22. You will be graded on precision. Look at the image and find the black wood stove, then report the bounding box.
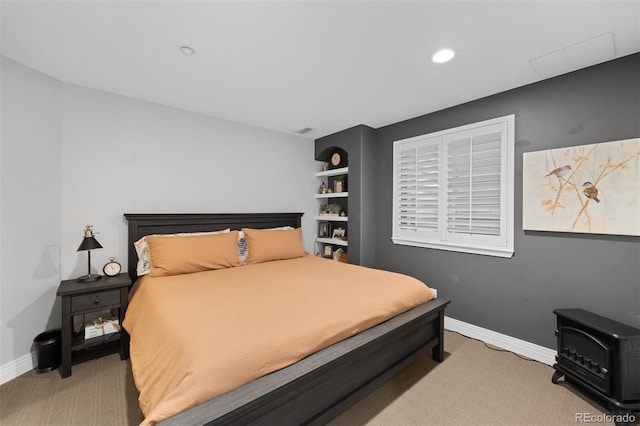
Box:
[552,309,639,426]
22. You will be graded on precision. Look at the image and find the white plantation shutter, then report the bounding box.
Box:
[396,141,440,237]
[446,126,505,242]
[392,116,514,258]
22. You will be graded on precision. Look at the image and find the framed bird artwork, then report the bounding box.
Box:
[522,138,640,236]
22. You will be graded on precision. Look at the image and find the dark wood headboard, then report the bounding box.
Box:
[124,213,303,282]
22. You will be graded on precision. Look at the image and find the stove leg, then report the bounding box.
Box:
[551,368,563,384]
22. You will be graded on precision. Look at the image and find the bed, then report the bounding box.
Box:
[124,213,449,425]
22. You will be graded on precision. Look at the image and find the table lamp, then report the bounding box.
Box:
[77,225,103,283]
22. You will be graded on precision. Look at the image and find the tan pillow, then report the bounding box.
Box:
[242,227,306,264]
[134,229,230,276]
[237,226,294,263]
[147,231,241,277]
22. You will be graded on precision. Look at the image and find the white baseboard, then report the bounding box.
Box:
[1,351,35,385]
[445,316,556,366]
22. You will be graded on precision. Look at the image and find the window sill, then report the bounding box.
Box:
[391,237,514,258]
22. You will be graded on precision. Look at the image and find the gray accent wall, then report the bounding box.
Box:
[373,54,639,349]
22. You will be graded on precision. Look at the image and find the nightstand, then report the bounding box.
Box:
[56,274,132,378]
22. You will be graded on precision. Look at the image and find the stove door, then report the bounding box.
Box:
[558,326,611,396]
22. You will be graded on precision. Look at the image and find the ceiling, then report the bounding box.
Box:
[2,1,639,139]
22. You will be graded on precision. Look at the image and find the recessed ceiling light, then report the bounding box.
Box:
[432,49,455,63]
[180,46,195,56]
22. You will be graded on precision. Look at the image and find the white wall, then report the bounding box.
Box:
[1,57,63,378]
[60,84,317,279]
[1,57,317,381]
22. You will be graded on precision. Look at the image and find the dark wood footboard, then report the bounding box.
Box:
[161,298,449,426]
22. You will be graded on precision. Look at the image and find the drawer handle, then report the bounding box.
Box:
[94,296,100,305]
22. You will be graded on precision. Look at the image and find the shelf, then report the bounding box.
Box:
[315,165,349,249]
[316,237,348,247]
[315,216,348,222]
[71,332,121,351]
[315,192,348,199]
[315,167,348,177]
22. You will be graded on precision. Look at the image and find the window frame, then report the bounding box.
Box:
[392,115,515,258]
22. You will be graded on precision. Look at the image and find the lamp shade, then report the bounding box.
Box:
[77,236,103,252]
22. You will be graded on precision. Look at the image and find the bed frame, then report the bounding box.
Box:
[124,213,449,425]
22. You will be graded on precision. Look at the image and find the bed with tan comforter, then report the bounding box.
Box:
[123,255,435,425]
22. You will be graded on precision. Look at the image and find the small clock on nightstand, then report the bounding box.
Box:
[103,257,122,277]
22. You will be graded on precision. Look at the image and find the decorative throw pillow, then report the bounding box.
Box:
[134,229,230,276]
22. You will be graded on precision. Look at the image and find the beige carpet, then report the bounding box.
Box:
[0,345,143,426]
[330,332,631,426]
[1,331,631,425]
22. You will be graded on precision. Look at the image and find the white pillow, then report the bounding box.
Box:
[134,229,231,276]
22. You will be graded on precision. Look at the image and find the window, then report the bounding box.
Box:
[392,115,514,258]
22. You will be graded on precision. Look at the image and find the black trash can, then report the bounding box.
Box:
[33,329,61,373]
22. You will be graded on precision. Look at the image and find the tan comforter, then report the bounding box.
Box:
[123,255,435,425]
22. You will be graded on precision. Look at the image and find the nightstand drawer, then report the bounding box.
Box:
[71,290,119,313]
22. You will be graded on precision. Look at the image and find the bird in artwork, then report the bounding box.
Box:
[545,165,571,178]
[582,182,600,203]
